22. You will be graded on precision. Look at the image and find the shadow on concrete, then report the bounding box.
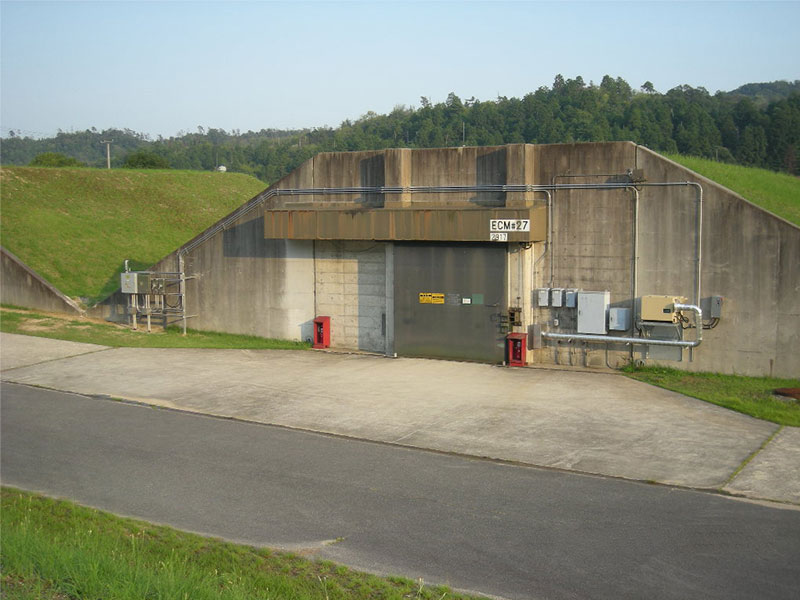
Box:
[470,149,506,207]
[357,155,385,208]
[223,217,288,258]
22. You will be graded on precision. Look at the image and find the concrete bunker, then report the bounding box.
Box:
[98,142,799,378]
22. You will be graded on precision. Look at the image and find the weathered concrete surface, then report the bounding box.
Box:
[0,247,83,315]
[4,333,793,503]
[724,426,800,504]
[635,147,800,377]
[314,241,386,352]
[90,142,800,376]
[0,332,109,370]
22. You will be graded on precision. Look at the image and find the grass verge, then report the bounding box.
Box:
[1,487,480,600]
[666,154,800,226]
[621,364,800,427]
[0,307,309,350]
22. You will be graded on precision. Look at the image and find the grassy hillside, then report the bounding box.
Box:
[0,167,265,303]
[667,154,800,226]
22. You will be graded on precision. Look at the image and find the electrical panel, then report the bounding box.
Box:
[577,291,610,334]
[536,288,550,307]
[120,272,151,294]
[609,307,631,331]
[565,289,578,308]
[550,288,564,307]
[120,272,137,294]
[640,295,687,323]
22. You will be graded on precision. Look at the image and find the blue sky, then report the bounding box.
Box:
[1,0,798,138]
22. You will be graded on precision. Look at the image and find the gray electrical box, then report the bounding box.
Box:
[536,288,550,307]
[577,291,610,334]
[120,272,151,294]
[551,288,564,307]
[609,307,631,331]
[711,296,723,319]
[121,272,137,294]
[565,289,578,308]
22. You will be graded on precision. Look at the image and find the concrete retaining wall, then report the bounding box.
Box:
[1,246,83,315]
[526,142,799,377]
[635,146,799,377]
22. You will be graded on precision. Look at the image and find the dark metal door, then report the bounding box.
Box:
[394,243,507,362]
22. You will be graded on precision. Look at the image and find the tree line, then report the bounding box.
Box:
[2,76,798,182]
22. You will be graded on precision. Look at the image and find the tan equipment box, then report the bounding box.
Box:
[640,295,688,323]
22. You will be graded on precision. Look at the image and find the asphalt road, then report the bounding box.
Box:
[2,382,799,600]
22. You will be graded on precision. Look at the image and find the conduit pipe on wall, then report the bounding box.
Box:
[541,179,702,357]
[542,303,703,348]
[172,181,702,345]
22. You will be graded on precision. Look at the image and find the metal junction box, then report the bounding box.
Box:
[536,288,550,307]
[609,307,631,331]
[710,295,723,319]
[550,288,564,307]
[120,272,150,294]
[641,295,687,323]
[577,291,610,334]
[565,289,578,308]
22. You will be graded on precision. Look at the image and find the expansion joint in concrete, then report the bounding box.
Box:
[0,346,115,373]
[722,425,784,488]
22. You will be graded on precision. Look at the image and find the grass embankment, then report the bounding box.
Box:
[622,365,800,427]
[667,154,800,226]
[0,307,308,350]
[0,167,266,304]
[1,487,477,600]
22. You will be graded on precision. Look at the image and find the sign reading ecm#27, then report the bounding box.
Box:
[489,219,530,233]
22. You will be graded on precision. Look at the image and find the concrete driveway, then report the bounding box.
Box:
[1,332,797,504]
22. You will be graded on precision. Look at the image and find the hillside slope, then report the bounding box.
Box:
[667,155,800,226]
[0,167,265,303]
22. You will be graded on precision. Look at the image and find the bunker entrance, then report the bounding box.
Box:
[393,242,507,362]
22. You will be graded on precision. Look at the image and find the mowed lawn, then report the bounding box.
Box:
[667,154,800,226]
[0,167,266,303]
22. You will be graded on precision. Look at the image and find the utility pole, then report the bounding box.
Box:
[101,139,113,169]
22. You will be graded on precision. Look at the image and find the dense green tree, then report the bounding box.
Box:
[123,149,170,169]
[4,78,799,179]
[29,152,85,167]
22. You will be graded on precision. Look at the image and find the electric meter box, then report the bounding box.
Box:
[120,272,150,294]
[536,288,550,307]
[641,295,688,323]
[577,291,610,334]
[550,288,564,307]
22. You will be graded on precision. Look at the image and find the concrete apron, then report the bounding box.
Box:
[1,333,797,505]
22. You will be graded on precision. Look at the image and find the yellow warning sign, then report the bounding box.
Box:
[419,292,445,304]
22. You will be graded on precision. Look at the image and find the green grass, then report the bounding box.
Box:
[0,167,266,303]
[0,307,309,350]
[622,364,800,426]
[1,487,482,600]
[666,154,800,226]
